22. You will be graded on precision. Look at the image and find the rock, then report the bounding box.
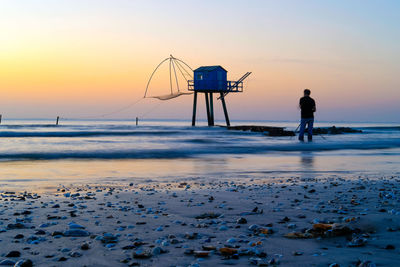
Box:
[133,249,152,259]
[34,230,46,235]
[57,257,68,262]
[347,237,367,247]
[329,264,341,267]
[385,244,395,250]
[249,257,268,266]
[193,251,209,257]
[13,259,33,267]
[284,232,313,239]
[7,223,25,230]
[51,231,64,237]
[237,217,247,224]
[0,259,16,265]
[293,251,303,256]
[219,247,238,256]
[6,251,21,257]
[358,261,376,267]
[313,223,333,231]
[195,213,221,219]
[63,229,90,237]
[184,249,194,255]
[14,234,24,239]
[99,233,118,244]
[151,247,166,255]
[219,225,228,231]
[248,224,259,231]
[185,232,198,239]
[69,251,82,257]
[202,246,216,251]
[68,223,85,229]
[81,243,90,250]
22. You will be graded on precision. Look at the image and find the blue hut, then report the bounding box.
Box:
[193,66,227,91]
[188,64,251,127]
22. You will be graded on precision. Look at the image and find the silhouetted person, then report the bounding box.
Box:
[299,89,316,141]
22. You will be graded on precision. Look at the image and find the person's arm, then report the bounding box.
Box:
[312,100,316,112]
[299,98,302,109]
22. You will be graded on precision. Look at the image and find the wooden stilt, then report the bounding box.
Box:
[205,92,211,126]
[56,116,60,126]
[209,93,214,126]
[0,114,2,124]
[136,117,139,126]
[192,92,198,126]
[220,93,230,126]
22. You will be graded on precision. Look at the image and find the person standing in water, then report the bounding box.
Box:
[298,89,316,141]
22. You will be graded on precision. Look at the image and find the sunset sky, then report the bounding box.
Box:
[0,0,399,122]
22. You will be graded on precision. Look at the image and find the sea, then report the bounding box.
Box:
[0,119,399,191]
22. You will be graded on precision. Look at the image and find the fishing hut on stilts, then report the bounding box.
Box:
[144,55,251,126]
[188,66,251,126]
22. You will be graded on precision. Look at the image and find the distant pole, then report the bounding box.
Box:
[56,116,60,126]
[192,92,197,126]
[220,93,230,127]
[0,114,2,124]
[136,117,139,126]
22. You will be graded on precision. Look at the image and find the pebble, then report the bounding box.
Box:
[0,259,16,265]
[63,229,90,237]
[236,217,247,224]
[81,242,90,250]
[68,222,85,229]
[358,261,377,267]
[14,259,33,267]
[133,249,152,259]
[69,251,82,257]
[193,251,209,257]
[14,234,24,239]
[5,251,21,257]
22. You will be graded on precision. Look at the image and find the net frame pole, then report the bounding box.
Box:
[220,92,230,126]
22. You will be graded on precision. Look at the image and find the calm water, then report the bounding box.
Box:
[0,119,399,191]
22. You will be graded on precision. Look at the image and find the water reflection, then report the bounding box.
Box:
[300,152,314,169]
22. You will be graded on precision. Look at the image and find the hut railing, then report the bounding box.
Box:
[187,80,243,92]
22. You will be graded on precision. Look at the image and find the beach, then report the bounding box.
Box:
[0,120,400,266]
[1,176,400,266]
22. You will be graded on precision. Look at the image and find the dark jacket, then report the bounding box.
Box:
[299,96,316,119]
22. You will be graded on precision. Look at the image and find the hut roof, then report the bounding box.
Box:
[194,66,227,72]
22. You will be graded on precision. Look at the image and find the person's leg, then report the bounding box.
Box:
[298,119,306,141]
[307,119,314,141]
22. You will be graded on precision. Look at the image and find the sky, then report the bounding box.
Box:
[0,0,399,122]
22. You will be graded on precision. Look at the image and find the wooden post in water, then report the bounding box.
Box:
[56,116,60,126]
[220,93,230,126]
[136,117,139,126]
[192,92,198,126]
[205,93,211,126]
[209,93,214,126]
[0,114,2,124]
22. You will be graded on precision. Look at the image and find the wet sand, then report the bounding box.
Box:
[1,176,399,266]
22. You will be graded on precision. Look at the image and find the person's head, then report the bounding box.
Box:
[304,89,311,96]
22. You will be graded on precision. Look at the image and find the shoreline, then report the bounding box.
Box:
[1,176,399,266]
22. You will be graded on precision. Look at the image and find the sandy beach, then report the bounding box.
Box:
[1,175,399,267]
